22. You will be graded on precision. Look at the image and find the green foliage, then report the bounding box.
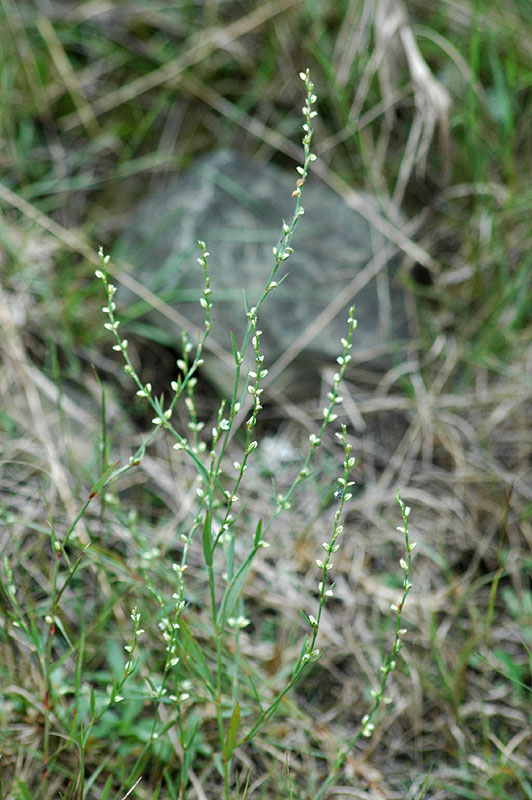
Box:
[0,72,414,798]
[1,2,532,798]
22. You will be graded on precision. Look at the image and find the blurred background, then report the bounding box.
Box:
[1,1,531,798]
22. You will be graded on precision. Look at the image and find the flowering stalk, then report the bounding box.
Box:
[303,426,354,664]
[312,491,415,800]
[95,70,390,799]
[212,68,319,472]
[240,419,355,745]
[95,248,213,486]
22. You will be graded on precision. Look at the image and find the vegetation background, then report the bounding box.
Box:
[1,1,531,799]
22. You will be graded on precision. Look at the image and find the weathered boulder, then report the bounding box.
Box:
[115,150,408,396]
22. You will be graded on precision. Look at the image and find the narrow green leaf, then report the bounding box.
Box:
[218,520,262,627]
[253,518,262,547]
[100,775,113,800]
[186,718,200,749]
[89,461,123,496]
[246,670,264,713]
[230,330,239,363]
[294,635,310,673]
[179,619,215,692]
[202,512,212,567]
[14,779,33,800]
[226,533,235,582]
[218,556,253,629]
[53,613,73,650]
[224,702,240,762]
[75,626,85,696]
[164,767,179,800]
[55,544,90,605]
[151,779,163,800]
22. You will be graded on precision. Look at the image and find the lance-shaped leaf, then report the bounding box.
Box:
[202,512,213,567]
[218,520,262,628]
[223,702,240,763]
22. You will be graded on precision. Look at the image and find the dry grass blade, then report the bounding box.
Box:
[0,283,82,529]
[0,182,235,370]
[36,16,101,138]
[180,67,440,272]
[58,0,303,130]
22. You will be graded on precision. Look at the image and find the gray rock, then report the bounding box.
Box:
[115,150,408,397]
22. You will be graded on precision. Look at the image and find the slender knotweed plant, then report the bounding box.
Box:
[0,69,414,800]
[93,70,416,798]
